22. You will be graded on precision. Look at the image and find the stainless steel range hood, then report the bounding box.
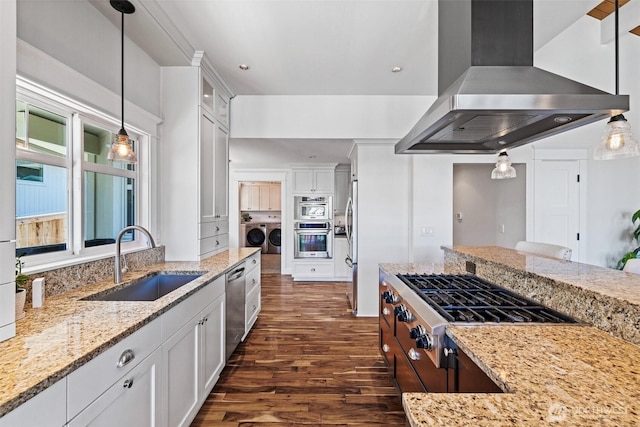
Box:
[396,0,629,154]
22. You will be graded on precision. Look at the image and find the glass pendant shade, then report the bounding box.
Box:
[108,0,137,164]
[593,114,640,160]
[491,152,516,180]
[107,128,137,163]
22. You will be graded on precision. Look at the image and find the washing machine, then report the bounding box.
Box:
[267,223,281,254]
[245,223,267,253]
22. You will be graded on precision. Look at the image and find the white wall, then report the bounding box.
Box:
[17,0,161,118]
[535,16,640,267]
[231,95,434,139]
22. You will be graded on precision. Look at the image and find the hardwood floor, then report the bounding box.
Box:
[191,273,406,426]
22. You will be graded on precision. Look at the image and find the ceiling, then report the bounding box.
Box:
[90,0,628,167]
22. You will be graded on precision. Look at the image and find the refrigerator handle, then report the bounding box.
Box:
[345,197,353,242]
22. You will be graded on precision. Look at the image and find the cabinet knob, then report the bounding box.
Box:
[310,268,316,272]
[117,349,135,368]
[215,226,220,232]
[382,344,390,353]
[123,378,134,389]
[215,240,219,246]
[252,278,256,285]
[252,259,257,265]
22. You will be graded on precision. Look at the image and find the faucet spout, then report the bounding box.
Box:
[115,225,156,283]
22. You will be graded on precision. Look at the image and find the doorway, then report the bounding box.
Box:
[452,163,526,247]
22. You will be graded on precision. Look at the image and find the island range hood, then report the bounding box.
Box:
[395,0,629,154]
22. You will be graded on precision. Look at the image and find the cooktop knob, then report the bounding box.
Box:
[409,325,426,339]
[415,334,434,351]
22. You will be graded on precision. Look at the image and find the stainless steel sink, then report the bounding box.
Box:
[82,272,203,302]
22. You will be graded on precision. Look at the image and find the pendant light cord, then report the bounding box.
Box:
[120,10,125,131]
[615,0,619,95]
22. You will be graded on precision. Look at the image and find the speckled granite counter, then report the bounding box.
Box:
[0,248,259,417]
[380,261,640,426]
[443,246,640,345]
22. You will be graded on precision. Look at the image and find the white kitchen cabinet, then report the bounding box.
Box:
[161,275,225,427]
[68,350,162,427]
[292,260,334,281]
[161,65,230,261]
[292,168,335,194]
[333,237,351,280]
[243,251,261,338]
[334,166,350,215]
[0,377,66,427]
[67,318,162,421]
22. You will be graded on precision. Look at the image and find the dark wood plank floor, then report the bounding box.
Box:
[191,272,406,426]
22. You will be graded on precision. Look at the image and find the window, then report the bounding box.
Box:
[15,84,148,266]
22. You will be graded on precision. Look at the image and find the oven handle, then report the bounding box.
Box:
[294,229,331,234]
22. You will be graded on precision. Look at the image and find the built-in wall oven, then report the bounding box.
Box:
[294,222,332,258]
[294,196,332,220]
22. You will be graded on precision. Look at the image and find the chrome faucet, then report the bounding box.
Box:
[114,225,156,283]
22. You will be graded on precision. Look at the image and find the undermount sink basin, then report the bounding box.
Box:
[82,272,203,302]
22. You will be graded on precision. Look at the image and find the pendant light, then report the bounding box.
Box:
[107,0,137,164]
[491,151,516,180]
[593,0,640,160]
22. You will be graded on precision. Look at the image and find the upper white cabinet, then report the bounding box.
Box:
[161,64,231,261]
[240,183,281,211]
[334,166,350,215]
[292,168,335,194]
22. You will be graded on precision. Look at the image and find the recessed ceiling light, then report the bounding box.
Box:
[239,64,250,71]
[391,66,403,73]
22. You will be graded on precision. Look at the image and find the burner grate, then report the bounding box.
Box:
[397,274,577,324]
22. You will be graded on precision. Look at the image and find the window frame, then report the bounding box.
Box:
[16,81,152,272]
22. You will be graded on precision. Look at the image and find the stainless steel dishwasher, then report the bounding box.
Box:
[225,262,246,360]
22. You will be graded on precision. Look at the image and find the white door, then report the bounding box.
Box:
[200,293,225,397]
[534,160,580,260]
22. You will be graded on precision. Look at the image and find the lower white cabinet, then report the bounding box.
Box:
[68,349,162,427]
[243,252,261,339]
[333,237,351,280]
[292,260,334,280]
[161,276,225,427]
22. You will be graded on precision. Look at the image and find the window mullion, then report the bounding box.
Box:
[71,114,83,254]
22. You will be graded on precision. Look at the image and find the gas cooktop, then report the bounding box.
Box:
[397,274,577,324]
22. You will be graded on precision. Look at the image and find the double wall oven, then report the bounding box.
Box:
[379,269,578,394]
[293,196,333,259]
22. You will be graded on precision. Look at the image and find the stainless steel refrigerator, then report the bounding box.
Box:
[345,179,358,314]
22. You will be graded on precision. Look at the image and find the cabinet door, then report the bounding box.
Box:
[334,169,350,214]
[68,350,162,427]
[313,170,334,193]
[200,293,225,396]
[269,184,281,210]
[240,184,260,211]
[161,317,200,427]
[0,378,66,427]
[200,112,215,222]
[214,123,229,219]
[259,184,271,210]
[292,170,314,193]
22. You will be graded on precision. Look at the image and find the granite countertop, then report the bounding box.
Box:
[404,325,640,426]
[0,248,259,417]
[380,261,640,426]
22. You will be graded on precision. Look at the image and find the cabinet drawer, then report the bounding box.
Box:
[200,234,229,257]
[245,251,261,272]
[162,276,223,341]
[67,317,162,420]
[245,267,260,295]
[293,262,334,277]
[245,287,261,332]
[200,221,228,239]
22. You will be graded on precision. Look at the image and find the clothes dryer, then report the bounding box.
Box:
[267,223,281,254]
[245,224,267,253]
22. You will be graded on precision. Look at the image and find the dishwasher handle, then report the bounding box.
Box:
[227,266,245,282]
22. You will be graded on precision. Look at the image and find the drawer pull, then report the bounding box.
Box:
[252,278,256,285]
[382,344,390,353]
[382,307,390,315]
[123,378,134,389]
[408,348,420,361]
[215,240,220,246]
[252,259,257,265]
[310,268,316,272]
[215,226,220,232]
[117,349,135,368]
[252,304,258,313]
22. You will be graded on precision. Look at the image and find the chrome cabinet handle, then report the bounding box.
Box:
[252,278,256,285]
[215,226,220,232]
[117,349,135,368]
[123,378,134,389]
[252,259,257,265]
[215,240,220,246]
[382,344,390,353]
[408,348,420,361]
[252,304,258,313]
[382,307,390,315]
[310,268,316,272]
